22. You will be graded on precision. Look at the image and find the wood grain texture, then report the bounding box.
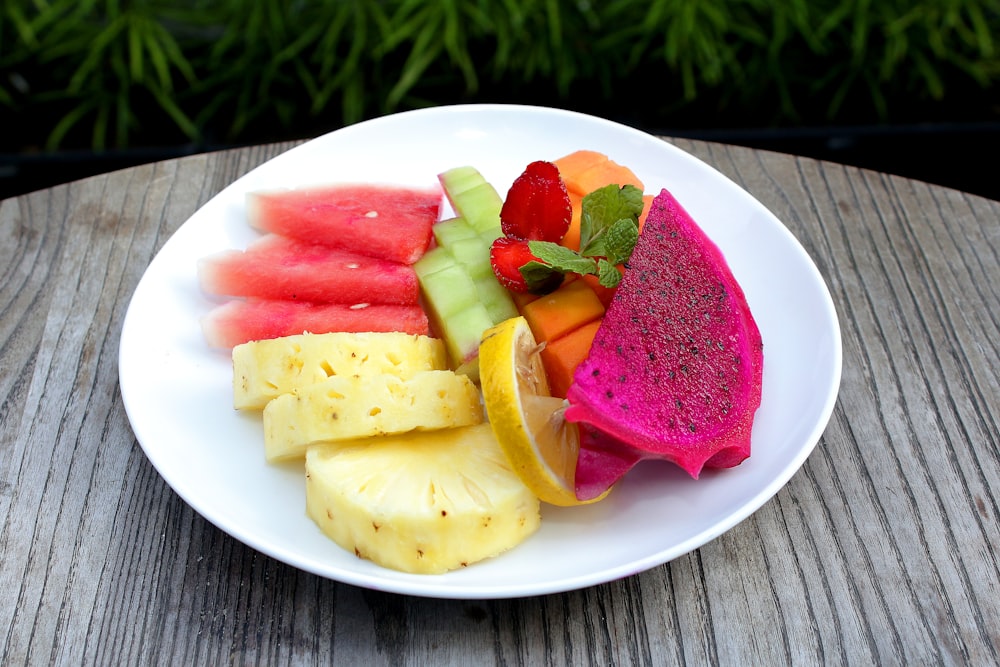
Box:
[1,138,997,666]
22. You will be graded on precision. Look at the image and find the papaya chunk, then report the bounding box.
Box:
[541,320,602,399]
[521,279,605,343]
[553,150,609,194]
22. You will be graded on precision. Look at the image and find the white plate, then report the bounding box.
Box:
[119,104,842,599]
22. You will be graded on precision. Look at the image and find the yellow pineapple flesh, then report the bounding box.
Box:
[263,370,483,462]
[232,331,448,410]
[305,423,541,574]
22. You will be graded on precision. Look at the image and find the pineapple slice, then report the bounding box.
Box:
[232,331,448,410]
[305,423,541,574]
[263,370,483,462]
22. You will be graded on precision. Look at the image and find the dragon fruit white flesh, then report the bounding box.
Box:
[565,188,764,500]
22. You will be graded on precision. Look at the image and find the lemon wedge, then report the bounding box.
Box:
[479,316,608,506]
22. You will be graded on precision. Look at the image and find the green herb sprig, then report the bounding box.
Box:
[520,184,644,291]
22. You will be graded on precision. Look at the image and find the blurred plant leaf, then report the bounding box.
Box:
[1,0,997,151]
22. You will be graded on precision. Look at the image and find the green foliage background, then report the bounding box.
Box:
[2,0,998,152]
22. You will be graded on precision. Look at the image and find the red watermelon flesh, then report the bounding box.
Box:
[565,188,764,498]
[246,184,442,264]
[197,234,419,305]
[201,299,430,349]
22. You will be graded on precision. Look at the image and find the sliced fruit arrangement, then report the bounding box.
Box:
[478,316,606,506]
[200,182,442,349]
[518,278,606,399]
[263,369,483,462]
[232,331,447,410]
[478,155,647,402]
[499,160,572,242]
[553,150,654,252]
[247,183,441,264]
[566,188,764,498]
[198,234,420,305]
[193,149,765,574]
[488,160,572,294]
[414,167,518,374]
[202,299,430,349]
[488,160,643,296]
[306,423,540,575]
[439,165,507,236]
[554,149,638,198]
[231,330,535,574]
[475,155,762,503]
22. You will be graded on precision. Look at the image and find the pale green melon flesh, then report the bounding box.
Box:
[439,166,504,236]
[416,167,519,373]
[432,216,478,248]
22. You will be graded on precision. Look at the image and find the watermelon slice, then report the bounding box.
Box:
[247,184,442,264]
[202,299,430,349]
[197,234,419,305]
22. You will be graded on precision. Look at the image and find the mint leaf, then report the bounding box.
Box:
[519,260,564,294]
[603,218,639,266]
[506,184,643,293]
[528,240,598,275]
[597,259,623,288]
[578,184,644,255]
[579,230,607,259]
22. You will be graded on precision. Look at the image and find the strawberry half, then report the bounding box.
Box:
[500,161,572,242]
[489,237,562,294]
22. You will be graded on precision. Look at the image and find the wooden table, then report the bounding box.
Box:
[2,136,998,665]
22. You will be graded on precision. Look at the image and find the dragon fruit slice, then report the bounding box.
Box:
[565,188,763,499]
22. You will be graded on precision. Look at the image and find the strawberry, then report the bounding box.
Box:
[490,237,562,294]
[500,161,572,242]
[489,237,536,292]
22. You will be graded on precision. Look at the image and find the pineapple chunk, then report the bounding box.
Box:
[305,423,541,574]
[232,332,448,410]
[263,370,483,462]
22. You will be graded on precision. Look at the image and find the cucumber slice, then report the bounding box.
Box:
[432,217,478,249]
[439,166,503,234]
[414,246,454,279]
[419,264,479,319]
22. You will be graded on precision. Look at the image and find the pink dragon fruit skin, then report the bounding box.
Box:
[565,188,764,500]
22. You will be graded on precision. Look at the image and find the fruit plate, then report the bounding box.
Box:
[119,104,842,599]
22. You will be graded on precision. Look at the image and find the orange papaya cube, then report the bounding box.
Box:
[511,289,540,311]
[541,319,602,399]
[561,191,584,251]
[521,278,605,343]
[580,272,621,309]
[553,150,610,195]
[572,159,645,196]
[510,273,576,312]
